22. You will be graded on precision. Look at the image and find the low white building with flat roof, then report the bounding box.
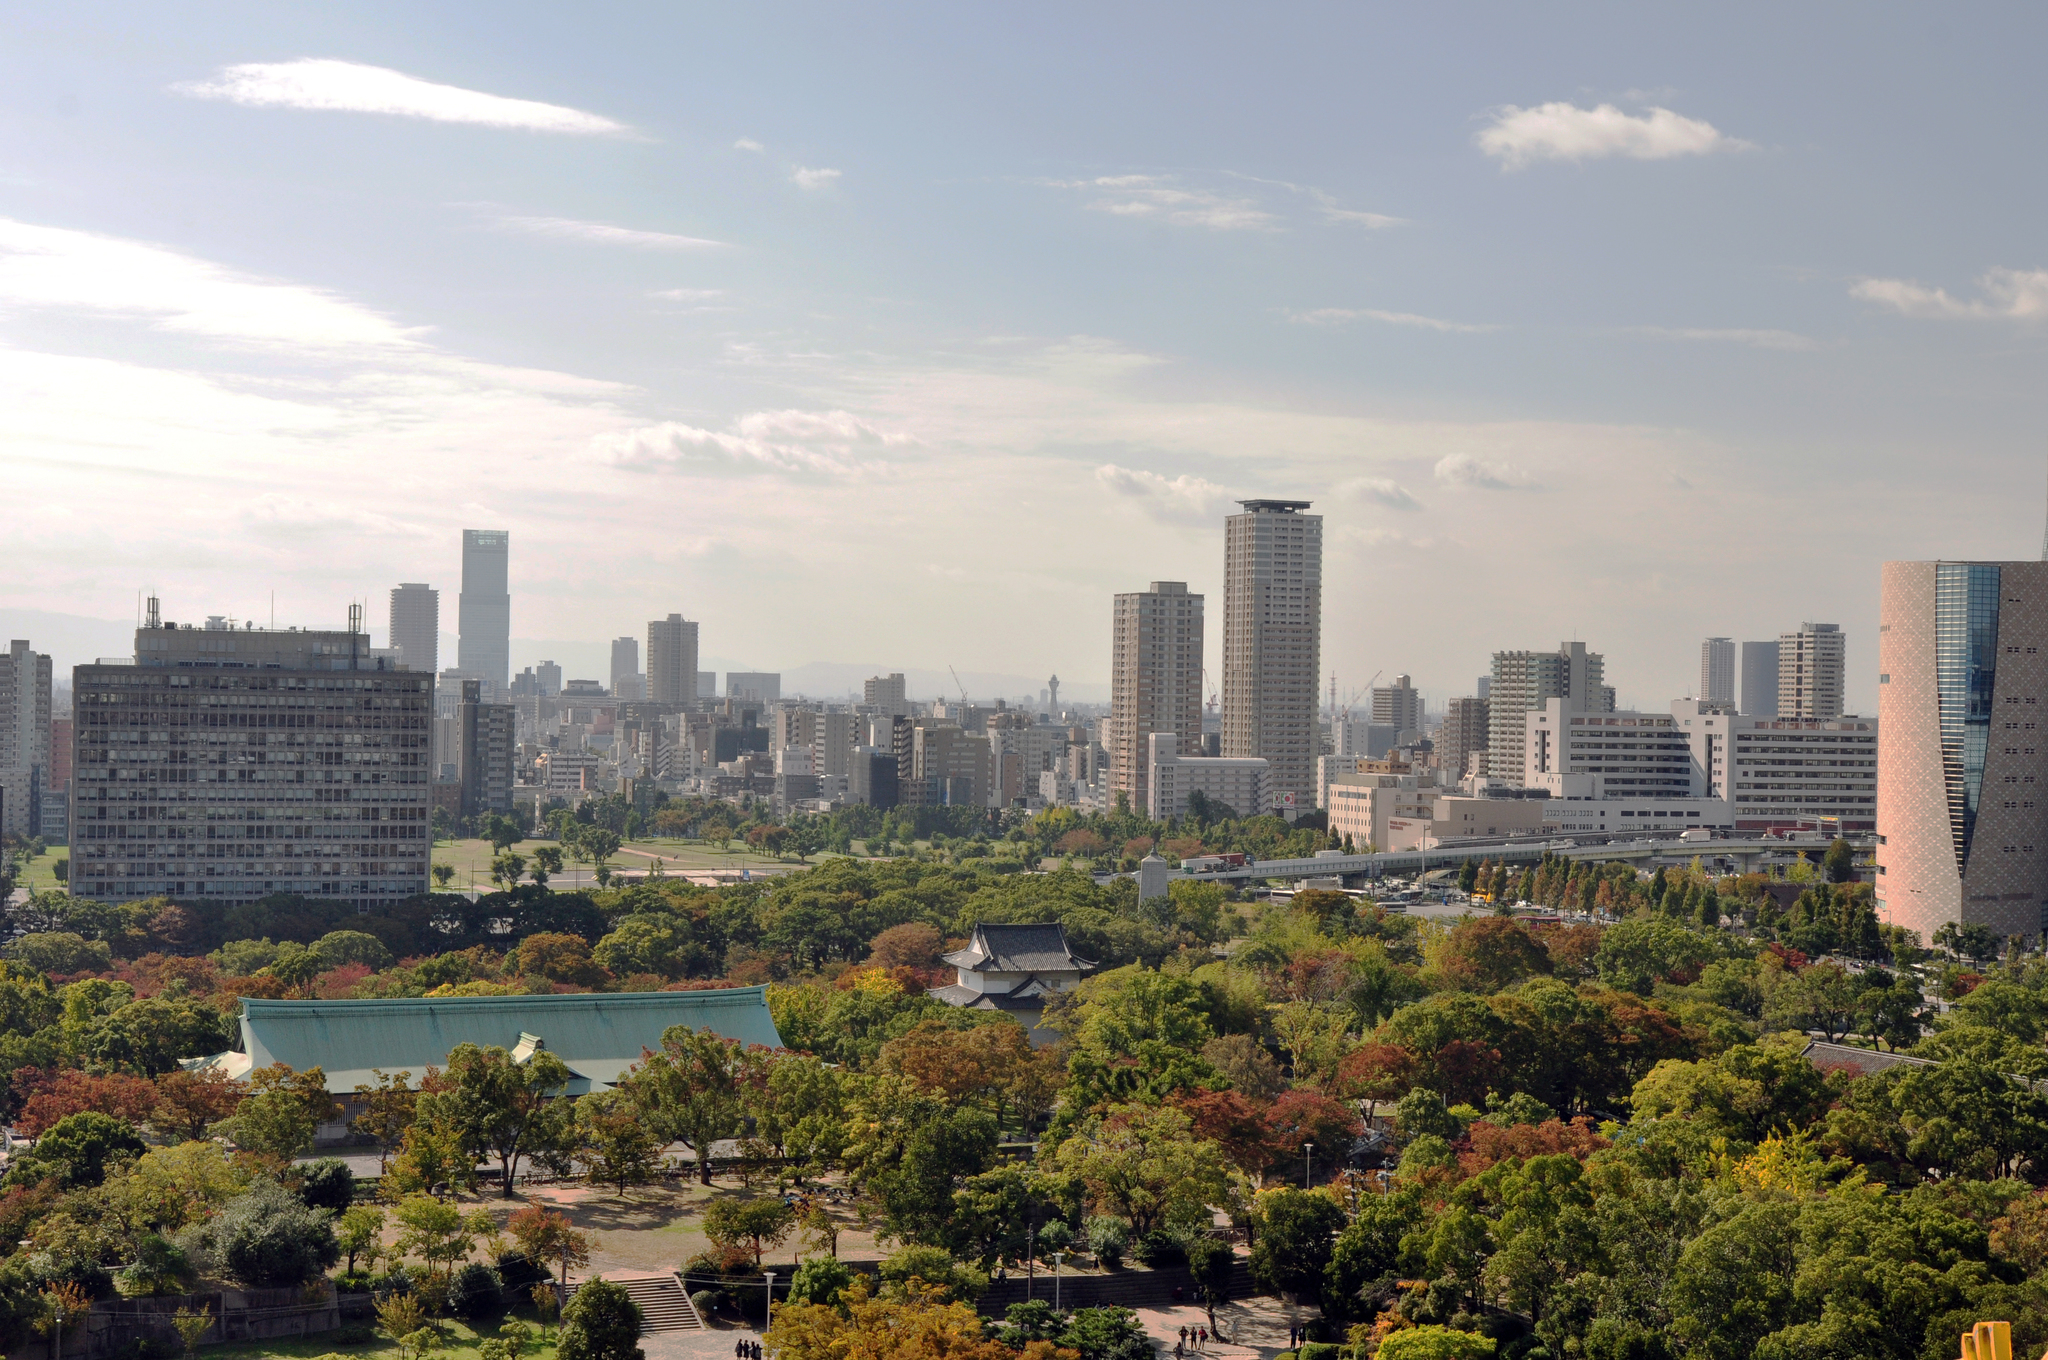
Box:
[1146,732,1270,820]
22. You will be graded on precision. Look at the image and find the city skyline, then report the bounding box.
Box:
[5,8,2046,714]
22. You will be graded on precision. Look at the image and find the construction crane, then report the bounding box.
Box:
[949,665,969,706]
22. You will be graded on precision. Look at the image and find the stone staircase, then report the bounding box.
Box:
[580,1272,704,1333]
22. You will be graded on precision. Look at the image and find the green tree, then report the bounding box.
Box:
[556,1277,644,1360]
[198,1178,343,1288]
[578,1091,661,1197]
[531,846,565,888]
[703,1197,797,1267]
[625,1025,752,1185]
[1052,1104,1227,1237]
[1824,838,1856,884]
[4,1110,143,1189]
[1250,1188,1347,1303]
[433,864,457,889]
[491,852,528,892]
[215,1063,338,1159]
[440,1042,575,1196]
[337,1203,386,1275]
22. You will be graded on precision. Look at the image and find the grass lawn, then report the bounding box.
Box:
[14,847,66,894]
[212,1313,560,1359]
[429,836,886,892]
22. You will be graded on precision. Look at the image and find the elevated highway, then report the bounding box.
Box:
[1154,833,1872,888]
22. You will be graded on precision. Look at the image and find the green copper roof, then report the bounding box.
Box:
[217,987,781,1094]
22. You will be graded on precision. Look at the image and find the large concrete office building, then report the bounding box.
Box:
[387,585,438,678]
[457,530,510,700]
[1371,674,1425,737]
[1221,500,1322,810]
[1781,622,1846,720]
[1145,732,1269,820]
[454,679,516,819]
[70,615,431,908]
[1110,581,1204,814]
[647,615,699,705]
[1878,560,2048,944]
[0,640,52,837]
[1487,642,1611,783]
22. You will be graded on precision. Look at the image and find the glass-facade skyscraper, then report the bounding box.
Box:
[1878,559,2048,945]
[457,530,509,700]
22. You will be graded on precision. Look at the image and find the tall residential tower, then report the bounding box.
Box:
[1700,637,1735,706]
[647,615,699,705]
[1222,500,1322,809]
[1110,581,1205,813]
[1487,642,1610,783]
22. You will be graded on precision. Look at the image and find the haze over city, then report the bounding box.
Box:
[7,6,2048,708]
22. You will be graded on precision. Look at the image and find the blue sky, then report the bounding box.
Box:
[4,3,2046,707]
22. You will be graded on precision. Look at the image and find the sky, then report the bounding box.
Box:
[4,4,2047,710]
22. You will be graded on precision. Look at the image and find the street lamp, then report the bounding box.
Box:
[1053,1252,1066,1312]
[765,1271,777,1333]
[1304,1142,1315,1187]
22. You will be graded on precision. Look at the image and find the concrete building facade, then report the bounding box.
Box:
[1524,699,1695,800]
[1440,697,1490,780]
[1221,500,1322,810]
[457,530,509,700]
[1111,581,1204,815]
[864,673,909,717]
[1145,732,1270,821]
[1371,674,1425,737]
[1878,560,2048,943]
[1487,642,1611,784]
[388,585,438,678]
[610,636,640,696]
[456,679,516,818]
[1781,622,1846,720]
[0,640,52,837]
[1701,637,1735,706]
[647,615,699,706]
[71,621,431,907]
[727,673,781,704]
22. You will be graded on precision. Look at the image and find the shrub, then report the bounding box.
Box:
[689,1289,724,1319]
[788,1256,854,1307]
[451,1262,504,1319]
[296,1159,355,1213]
[189,1178,340,1288]
[1299,1345,1340,1360]
[1376,1327,1496,1360]
[1131,1231,1186,1268]
[1085,1216,1129,1268]
[496,1251,551,1292]
[880,1244,987,1301]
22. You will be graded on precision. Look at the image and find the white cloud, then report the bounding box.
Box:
[1630,326,1818,351]
[494,216,725,250]
[1338,476,1423,511]
[1289,307,1499,334]
[650,288,726,301]
[1309,190,1400,228]
[1851,267,2048,321]
[1434,453,1533,489]
[1093,464,1236,524]
[594,409,913,477]
[734,138,764,152]
[0,217,421,351]
[172,59,628,135]
[1056,175,1278,231]
[1476,102,1743,167]
[791,167,842,190]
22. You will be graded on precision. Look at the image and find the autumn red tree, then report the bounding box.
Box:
[1260,1089,1361,1181]
[14,1068,161,1136]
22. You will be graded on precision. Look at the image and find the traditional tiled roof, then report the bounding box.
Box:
[1800,1039,1934,1079]
[185,987,782,1094]
[940,922,1096,974]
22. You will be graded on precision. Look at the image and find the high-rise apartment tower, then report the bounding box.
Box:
[646,615,699,705]
[1700,637,1735,706]
[1111,581,1205,813]
[1487,642,1610,783]
[1221,500,1323,808]
[1440,696,1491,781]
[1371,674,1425,735]
[1780,622,1846,719]
[0,640,52,837]
[388,584,439,677]
[457,530,510,699]
[611,636,641,695]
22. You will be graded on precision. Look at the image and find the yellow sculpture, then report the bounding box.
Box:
[1958,1321,2011,1360]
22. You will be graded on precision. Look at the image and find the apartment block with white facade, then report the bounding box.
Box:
[1780,622,1846,720]
[1111,581,1204,815]
[1524,699,1697,800]
[1146,732,1270,821]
